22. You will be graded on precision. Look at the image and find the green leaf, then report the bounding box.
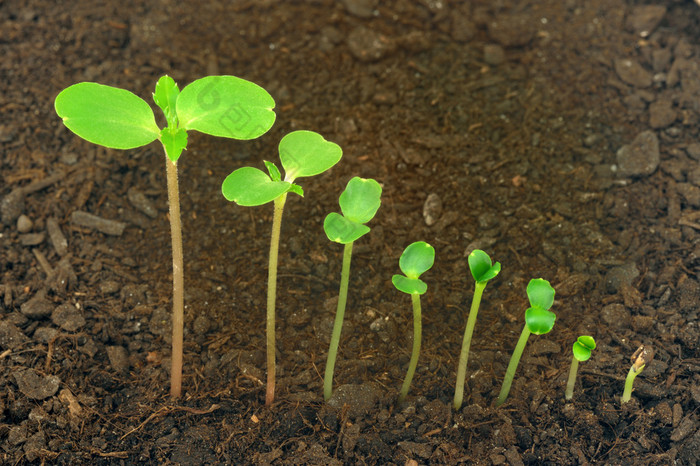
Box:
[288,184,304,197]
[572,336,596,362]
[526,278,555,310]
[221,166,290,206]
[160,128,188,162]
[468,249,501,283]
[398,242,435,279]
[524,306,556,335]
[279,130,342,182]
[55,82,160,149]
[153,75,180,127]
[264,160,282,182]
[339,177,382,224]
[324,212,370,244]
[177,75,276,140]
[392,275,428,295]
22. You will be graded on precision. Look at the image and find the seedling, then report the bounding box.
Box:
[495,278,556,407]
[621,344,654,404]
[322,177,382,401]
[453,249,501,411]
[392,241,435,403]
[565,335,596,400]
[55,75,275,398]
[222,130,342,406]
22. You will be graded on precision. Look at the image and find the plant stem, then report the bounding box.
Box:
[496,325,531,407]
[323,241,354,401]
[453,281,486,411]
[265,193,287,406]
[565,357,579,401]
[621,364,643,404]
[398,293,422,404]
[165,156,184,399]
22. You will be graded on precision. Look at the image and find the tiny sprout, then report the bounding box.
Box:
[496,278,556,407]
[565,335,596,400]
[222,130,342,406]
[453,250,500,411]
[323,177,382,401]
[392,241,435,403]
[621,345,654,404]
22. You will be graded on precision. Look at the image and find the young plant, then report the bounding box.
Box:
[495,278,556,407]
[565,335,596,400]
[621,344,654,404]
[55,75,275,398]
[221,130,342,406]
[392,241,435,404]
[453,249,501,411]
[322,177,382,401]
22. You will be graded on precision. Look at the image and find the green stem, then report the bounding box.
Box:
[265,193,287,406]
[496,325,531,407]
[565,357,579,401]
[165,156,184,399]
[453,281,486,411]
[398,293,422,403]
[323,241,354,401]
[621,364,643,404]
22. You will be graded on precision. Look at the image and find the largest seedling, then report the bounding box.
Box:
[55,75,276,398]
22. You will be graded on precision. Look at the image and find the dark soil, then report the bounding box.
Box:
[2,0,699,464]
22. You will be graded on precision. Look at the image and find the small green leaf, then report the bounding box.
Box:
[339,177,382,224]
[221,166,290,206]
[524,306,556,335]
[177,75,276,140]
[526,278,555,310]
[324,212,370,244]
[153,75,180,127]
[160,128,188,162]
[279,131,342,182]
[398,242,435,279]
[572,336,596,362]
[264,161,282,182]
[55,82,160,149]
[392,275,428,295]
[288,184,304,197]
[468,249,501,283]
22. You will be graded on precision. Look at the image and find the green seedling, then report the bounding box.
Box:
[565,335,596,400]
[621,344,654,404]
[222,130,342,406]
[453,249,501,411]
[495,278,556,407]
[392,241,435,403]
[55,75,275,398]
[322,177,382,401]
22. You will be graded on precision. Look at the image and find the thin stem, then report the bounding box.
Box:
[265,193,287,407]
[398,293,422,404]
[565,357,579,401]
[621,364,643,403]
[496,325,531,407]
[323,241,354,401]
[165,156,184,399]
[453,281,486,411]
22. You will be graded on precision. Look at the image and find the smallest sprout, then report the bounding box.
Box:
[621,345,654,404]
[565,335,596,400]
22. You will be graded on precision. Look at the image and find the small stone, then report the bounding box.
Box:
[616,131,660,177]
[605,262,639,293]
[614,59,652,88]
[340,0,376,18]
[671,416,695,442]
[192,315,210,335]
[51,303,85,332]
[600,304,630,330]
[127,188,158,219]
[649,100,676,129]
[33,327,59,344]
[14,368,60,400]
[484,44,505,65]
[346,26,394,62]
[16,214,32,233]
[1,189,25,225]
[24,431,47,461]
[677,183,700,208]
[487,15,535,47]
[625,5,667,37]
[99,280,120,295]
[106,345,130,374]
[687,143,700,161]
[19,232,45,246]
[46,217,68,256]
[70,210,126,236]
[327,383,381,418]
[423,193,442,226]
[21,295,54,319]
[0,320,30,349]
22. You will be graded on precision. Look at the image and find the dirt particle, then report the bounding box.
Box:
[14,369,60,400]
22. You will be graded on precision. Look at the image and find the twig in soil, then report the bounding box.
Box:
[120,404,220,440]
[32,248,54,277]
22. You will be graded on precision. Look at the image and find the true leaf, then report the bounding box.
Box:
[392,275,428,295]
[468,249,501,283]
[339,177,382,224]
[160,128,188,163]
[279,130,342,182]
[55,82,160,149]
[153,75,180,127]
[398,242,435,279]
[221,166,290,206]
[324,212,370,244]
[264,160,282,182]
[177,75,276,140]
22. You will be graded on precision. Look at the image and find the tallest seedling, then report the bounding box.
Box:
[55,75,276,398]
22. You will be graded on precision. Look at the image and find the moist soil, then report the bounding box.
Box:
[1,0,699,464]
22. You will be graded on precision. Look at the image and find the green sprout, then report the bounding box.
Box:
[621,345,654,404]
[565,335,596,400]
[392,241,435,404]
[222,130,342,406]
[495,278,556,407]
[322,177,382,401]
[453,250,500,411]
[55,75,275,398]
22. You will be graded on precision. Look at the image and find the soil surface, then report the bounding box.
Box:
[2,0,699,464]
